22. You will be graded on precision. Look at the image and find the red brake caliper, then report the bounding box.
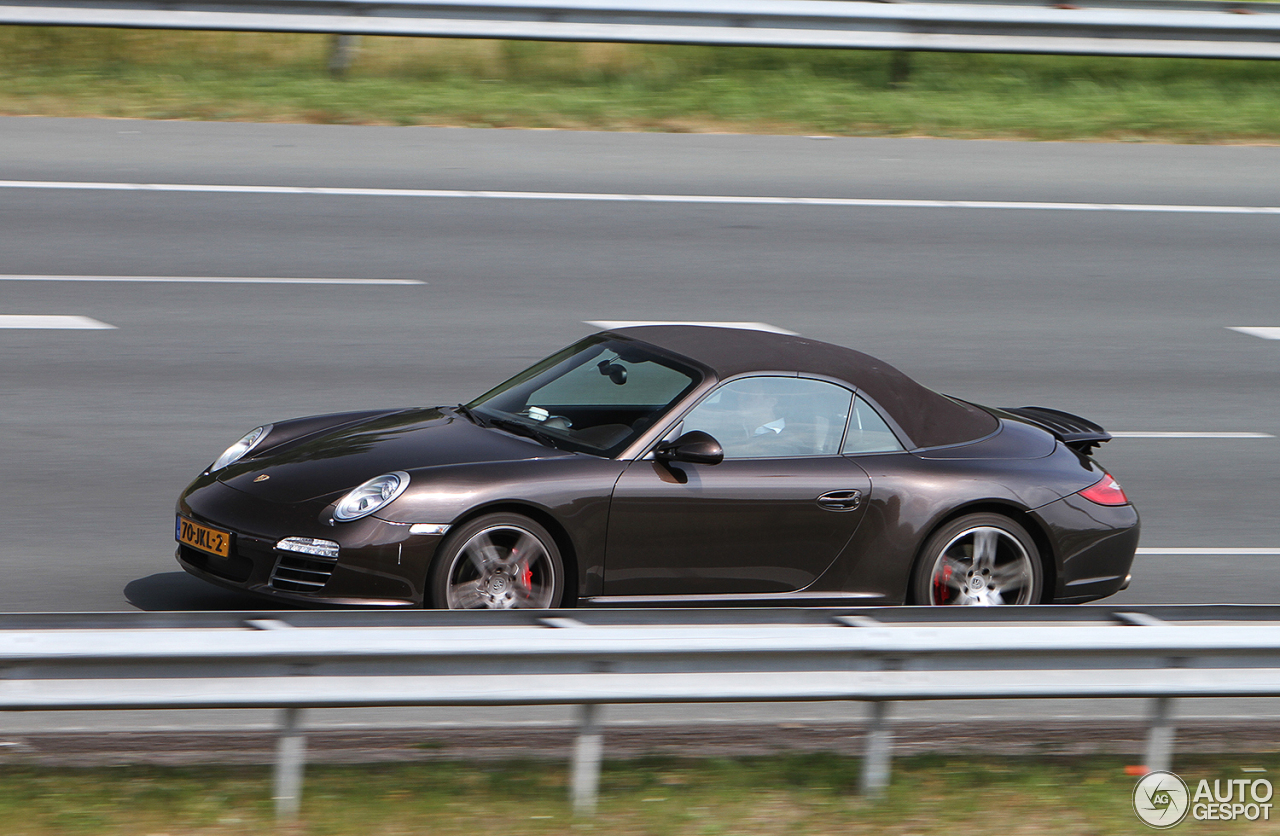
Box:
[934,565,952,604]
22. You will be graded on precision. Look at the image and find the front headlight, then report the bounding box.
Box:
[333,471,410,522]
[210,425,273,472]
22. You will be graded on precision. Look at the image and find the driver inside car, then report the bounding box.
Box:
[683,377,801,457]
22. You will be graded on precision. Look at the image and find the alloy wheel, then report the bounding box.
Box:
[443,523,560,609]
[926,524,1037,606]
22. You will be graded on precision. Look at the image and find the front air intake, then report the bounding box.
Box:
[269,552,338,592]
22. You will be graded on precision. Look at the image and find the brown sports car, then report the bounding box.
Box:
[176,325,1138,608]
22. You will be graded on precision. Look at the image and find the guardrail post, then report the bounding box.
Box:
[888,51,912,87]
[571,703,603,816]
[1144,697,1176,774]
[860,701,893,796]
[274,707,308,823]
[328,34,360,78]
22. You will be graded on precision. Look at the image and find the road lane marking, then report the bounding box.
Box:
[0,275,424,285]
[586,320,797,335]
[1228,326,1280,340]
[1111,432,1274,439]
[3,179,1280,215]
[1137,548,1280,555]
[0,315,114,329]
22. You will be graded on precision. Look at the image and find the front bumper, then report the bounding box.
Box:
[177,478,445,607]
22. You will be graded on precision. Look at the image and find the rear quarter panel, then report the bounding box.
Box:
[818,426,1108,603]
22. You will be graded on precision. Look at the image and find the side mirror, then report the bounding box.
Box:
[654,430,724,465]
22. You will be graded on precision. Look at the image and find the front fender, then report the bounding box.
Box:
[374,456,628,598]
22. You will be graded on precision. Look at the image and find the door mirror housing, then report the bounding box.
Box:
[654,430,724,465]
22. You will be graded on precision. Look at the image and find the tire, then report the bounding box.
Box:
[910,513,1043,606]
[428,513,565,609]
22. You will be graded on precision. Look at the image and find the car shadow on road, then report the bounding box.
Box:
[124,572,280,611]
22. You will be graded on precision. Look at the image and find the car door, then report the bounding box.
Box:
[602,376,873,597]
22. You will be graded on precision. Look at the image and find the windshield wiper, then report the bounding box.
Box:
[455,403,488,427]
[486,416,562,450]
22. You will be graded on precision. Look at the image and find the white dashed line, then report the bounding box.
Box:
[0,275,424,286]
[586,320,798,335]
[1228,326,1280,340]
[1137,548,1280,556]
[1110,432,1274,439]
[0,315,115,329]
[4,179,1280,215]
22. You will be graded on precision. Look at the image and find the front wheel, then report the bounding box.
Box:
[428,513,565,609]
[911,513,1043,606]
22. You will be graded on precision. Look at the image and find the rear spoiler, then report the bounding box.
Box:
[1000,406,1112,455]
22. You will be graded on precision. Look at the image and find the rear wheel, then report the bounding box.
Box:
[429,513,565,609]
[911,513,1043,606]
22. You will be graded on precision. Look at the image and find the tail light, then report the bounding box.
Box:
[1078,473,1129,506]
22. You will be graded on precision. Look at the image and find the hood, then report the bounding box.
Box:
[217,407,571,503]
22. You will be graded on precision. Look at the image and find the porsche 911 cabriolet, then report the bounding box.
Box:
[176,325,1138,608]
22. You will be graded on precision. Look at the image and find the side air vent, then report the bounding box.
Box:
[1001,406,1112,455]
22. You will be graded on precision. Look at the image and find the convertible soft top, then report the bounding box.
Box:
[606,325,998,450]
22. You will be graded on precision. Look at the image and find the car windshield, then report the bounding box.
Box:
[467,336,702,457]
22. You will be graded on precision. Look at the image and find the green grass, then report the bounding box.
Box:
[2,28,1280,140]
[1,753,1278,835]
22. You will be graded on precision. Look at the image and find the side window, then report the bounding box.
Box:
[682,377,853,459]
[841,396,904,455]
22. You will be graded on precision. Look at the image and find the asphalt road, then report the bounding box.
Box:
[2,117,1279,615]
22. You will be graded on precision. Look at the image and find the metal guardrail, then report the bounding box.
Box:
[2,0,1280,61]
[922,0,1280,9]
[2,605,1280,819]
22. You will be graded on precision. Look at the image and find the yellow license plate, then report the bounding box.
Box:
[177,517,231,558]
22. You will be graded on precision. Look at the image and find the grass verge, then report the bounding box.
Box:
[1,28,1280,141]
[1,752,1278,835]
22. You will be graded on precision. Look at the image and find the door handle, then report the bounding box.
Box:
[816,489,863,511]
